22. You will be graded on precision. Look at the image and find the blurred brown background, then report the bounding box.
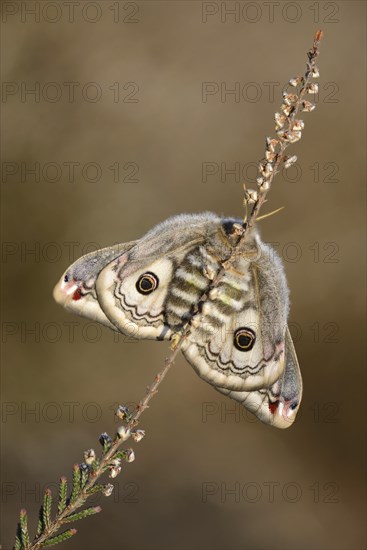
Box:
[1,1,366,549]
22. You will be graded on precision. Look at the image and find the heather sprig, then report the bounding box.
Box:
[13,30,323,550]
[243,30,324,227]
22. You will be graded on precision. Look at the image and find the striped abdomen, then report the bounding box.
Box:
[164,246,219,327]
[193,261,254,340]
[164,248,253,332]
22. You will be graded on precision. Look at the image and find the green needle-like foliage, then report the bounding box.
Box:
[70,464,81,504]
[42,490,53,531]
[42,529,77,547]
[57,477,68,515]
[63,507,102,523]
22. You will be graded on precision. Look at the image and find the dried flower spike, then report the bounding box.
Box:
[244,189,258,204]
[282,92,298,105]
[287,131,302,143]
[259,180,270,192]
[265,163,273,175]
[109,466,121,479]
[83,449,96,465]
[274,112,287,129]
[102,484,114,497]
[203,264,216,280]
[284,155,298,169]
[301,100,315,112]
[306,83,319,94]
[99,432,112,445]
[116,426,131,441]
[124,449,135,463]
[99,432,113,453]
[259,161,273,176]
[281,103,292,116]
[265,151,276,162]
[292,120,304,131]
[265,137,279,152]
[131,429,145,442]
[289,76,303,87]
[115,405,130,420]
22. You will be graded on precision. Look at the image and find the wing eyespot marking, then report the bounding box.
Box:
[234,327,256,352]
[136,272,159,295]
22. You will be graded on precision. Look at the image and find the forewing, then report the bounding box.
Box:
[96,254,178,340]
[54,213,221,336]
[53,242,137,330]
[95,214,221,339]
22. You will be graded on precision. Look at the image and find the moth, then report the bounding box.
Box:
[54,212,302,429]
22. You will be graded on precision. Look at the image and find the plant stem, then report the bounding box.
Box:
[23,29,324,550]
[28,338,185,550]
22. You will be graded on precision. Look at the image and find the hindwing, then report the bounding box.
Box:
[181,256,288,392]
[215,328,302,428]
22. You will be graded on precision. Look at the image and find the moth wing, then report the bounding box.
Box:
[53,241,137,330]
[95,214,220,340]
[55,213,222,339]
[216,326,302,429]
[95,252,179,340]
[181,259,288,392]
